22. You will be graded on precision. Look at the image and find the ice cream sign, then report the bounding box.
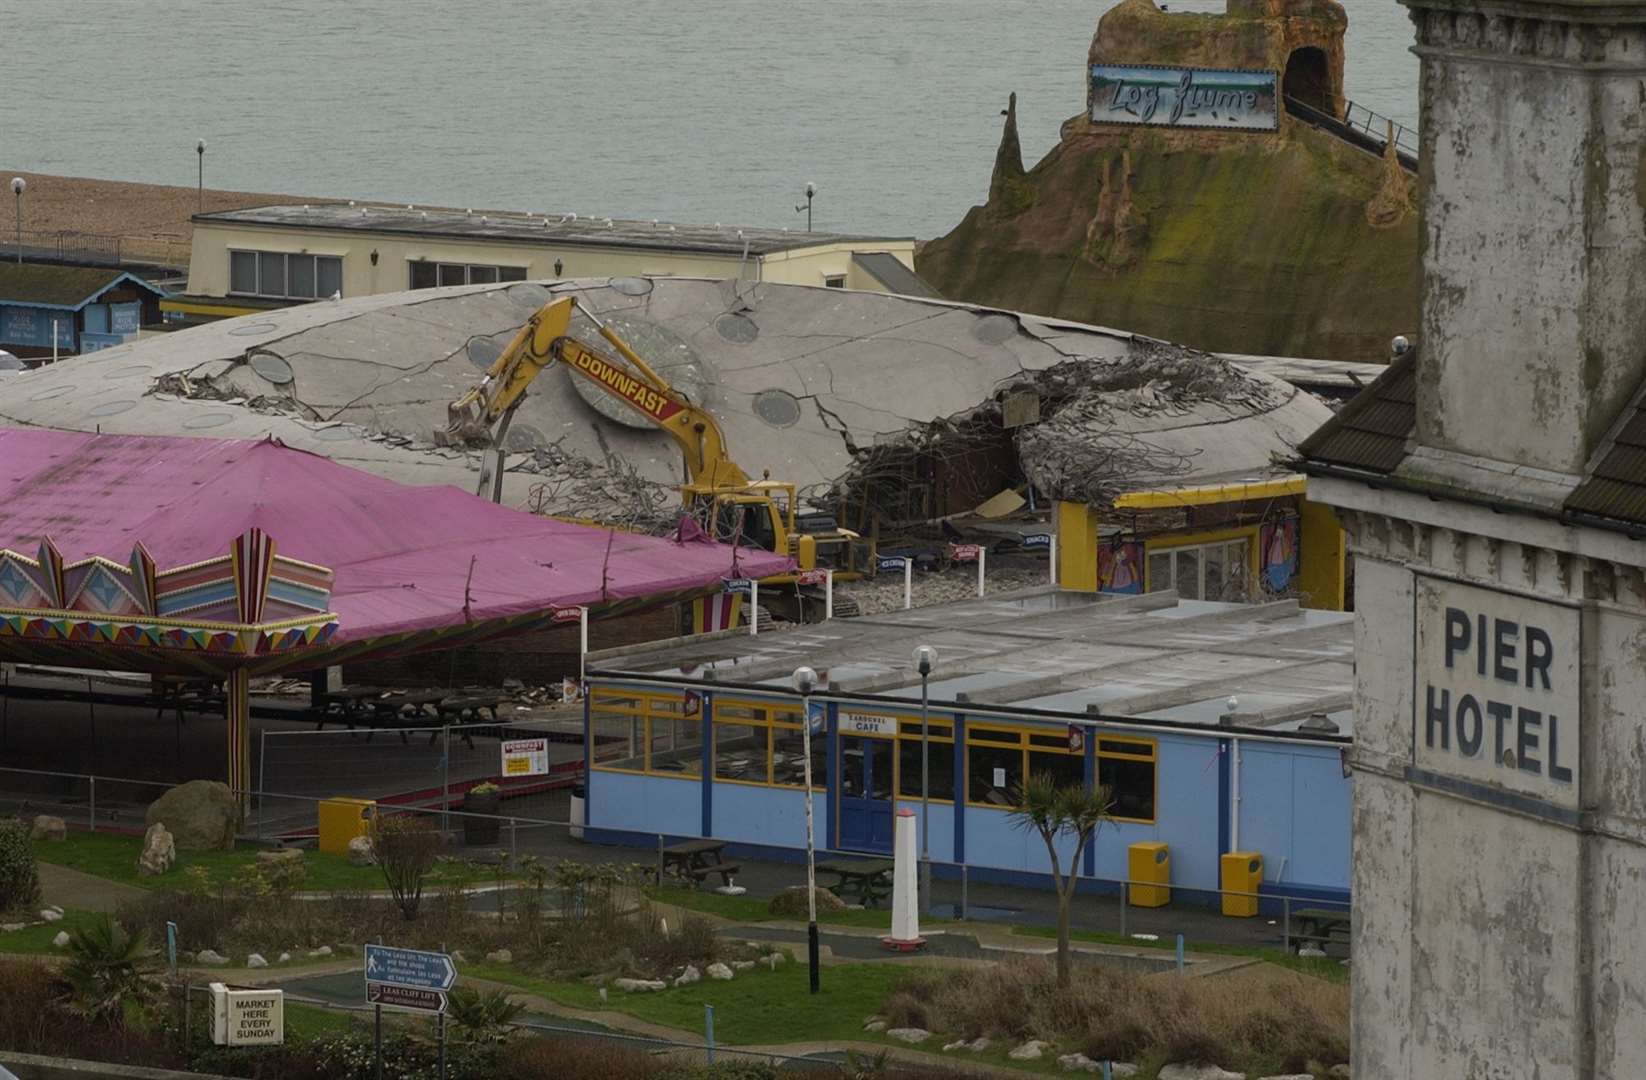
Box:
[1413,577,1579,811]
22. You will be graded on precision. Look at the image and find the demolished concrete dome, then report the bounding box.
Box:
[0,278,1329,521]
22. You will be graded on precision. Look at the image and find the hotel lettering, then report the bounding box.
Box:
[1414,577,1580,810]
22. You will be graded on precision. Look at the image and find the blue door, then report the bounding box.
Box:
[837,735,894,852]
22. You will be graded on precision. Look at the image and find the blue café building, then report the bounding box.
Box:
[580,589,1354,909]
[0,263,168,359]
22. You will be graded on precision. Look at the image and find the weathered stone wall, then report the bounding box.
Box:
[1316,474,1646,1078]
[1412,2,1646,473]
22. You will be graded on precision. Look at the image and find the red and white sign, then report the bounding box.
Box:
[552,606,584,624]
[948,544,982,563]
[501,737,549,777]
[796,568,830,586]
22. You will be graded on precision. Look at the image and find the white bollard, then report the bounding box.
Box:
[1049,535,1059,587]
[749,580,759,636]
[825,570,834,620]
[882,808,925,951]
[903,557,913,610]
[977,547,986,598]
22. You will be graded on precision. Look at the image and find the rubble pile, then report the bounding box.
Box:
[521,438,680,534]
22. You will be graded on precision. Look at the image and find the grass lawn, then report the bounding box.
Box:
[284,1000,358,1040]
[34,830,503,892]
[466,958,912,1046]
[0,909,104,954]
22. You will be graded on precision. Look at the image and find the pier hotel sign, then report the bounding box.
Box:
[1413,577,1579,814]
[1089,65,1278,131]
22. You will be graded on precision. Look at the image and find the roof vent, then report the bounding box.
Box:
[1300,712,1340,734]
[1085,704,1102,715]
[954,692,970,703]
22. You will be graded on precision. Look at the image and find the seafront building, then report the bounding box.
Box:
[164,204,933,323]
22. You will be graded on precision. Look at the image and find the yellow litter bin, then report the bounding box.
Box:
[1221,851,1264,917]
[1128,841,1170,907]
[318,797,376,856]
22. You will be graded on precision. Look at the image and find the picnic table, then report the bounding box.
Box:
[146,675,223,724]
[316,686,382,729]
[661,839,742,889]
[1291,907,1353,953]
[817,857,895,907]
[434,693,504,725]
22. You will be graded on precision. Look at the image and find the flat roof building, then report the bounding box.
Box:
[169,203,933,322]
[583,588,1353,906]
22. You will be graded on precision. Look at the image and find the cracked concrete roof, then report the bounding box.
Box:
[0,278,1332,508]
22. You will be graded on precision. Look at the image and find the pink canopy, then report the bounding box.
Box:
[0,430,792,642]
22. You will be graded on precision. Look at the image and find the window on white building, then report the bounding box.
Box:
[229,250,343,300]
[1147,538,1251,602]
[408,262,528,289]
[824,275,846,288]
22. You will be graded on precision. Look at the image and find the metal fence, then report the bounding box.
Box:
[0,228,123,266]
[1342,99,1420,160]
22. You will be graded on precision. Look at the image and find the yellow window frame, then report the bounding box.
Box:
[965,723,1081,810]
[589,688,702,780]
[893,717,955,805]
[1095,733,1158,824]
[711,697,817,790]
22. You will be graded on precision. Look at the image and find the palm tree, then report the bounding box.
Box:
[63,914,154,1026]
[1008,772,1114,988]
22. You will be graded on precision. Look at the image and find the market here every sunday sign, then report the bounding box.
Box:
[1414,577,1579,812]
[1090,65,1279,131]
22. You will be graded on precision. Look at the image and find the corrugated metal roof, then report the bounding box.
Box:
[1295,349,1415,474]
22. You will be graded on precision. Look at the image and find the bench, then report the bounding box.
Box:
[817,857,895,908]
[1291,907,1353,953]
[661,839,740,889]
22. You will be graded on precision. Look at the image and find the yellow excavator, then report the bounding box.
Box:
[443,295,866,619]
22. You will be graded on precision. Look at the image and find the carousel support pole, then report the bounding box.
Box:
[227,668,251,814]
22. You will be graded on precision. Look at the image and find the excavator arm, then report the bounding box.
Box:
[444,296,748,491]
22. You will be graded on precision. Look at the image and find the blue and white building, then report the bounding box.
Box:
[582,588,1353,908]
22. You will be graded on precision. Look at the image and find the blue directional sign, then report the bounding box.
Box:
[364,944,457,992]
[723,578,753,594]
[1023,533,1052,549]
[877,555,912,574]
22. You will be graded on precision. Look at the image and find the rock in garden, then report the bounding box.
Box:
[145,780,237,851]
[943,1040,969,1052]
[673,964,701,987]
[863,1020,888,1032]
[29,815,65,842]
[1258,1075,1315,1080]
[450,950,467,964]
[346,835,375,866]
[1059,1053,1098,1072]
[307,945,333,958]
[1328,1069,1351,1079]
[613,978,666,992]
[731,959,754,971]
[256,848,303,868]
[0,923,26,933]
[278,952,291,963]
[247,954,268,968]
[196,949,229,965]
[887,1028,931,1044]
[1158,1066,1245,1080]
[768,885,847,916]
[52,931,69,947]
[39,909,61,923]
[1009,1041,1051,1061]
[1111,1067,1139,1078]
[967,1037,992,1053]
[137,823,176,877]
[1298,946,1327,958]
[486,949,513,964]
[706,962,734,980]
[766,952,785,966]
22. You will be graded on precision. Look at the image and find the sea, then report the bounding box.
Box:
[1,0,1417,238]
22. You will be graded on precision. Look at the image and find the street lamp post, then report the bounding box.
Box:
[794,181,817,233]
[793,665,822,994]
[10,177,24,264]
[913,645,937,916]
[196,140,207,213]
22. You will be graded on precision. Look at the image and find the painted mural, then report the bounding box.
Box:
[1099,541,1144,595]
[1260,515,1299,596]
[1089,65,1279,131]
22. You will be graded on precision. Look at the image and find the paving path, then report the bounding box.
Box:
[37,862,145,913]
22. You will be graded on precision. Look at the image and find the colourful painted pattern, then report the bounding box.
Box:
[0,531,337,664]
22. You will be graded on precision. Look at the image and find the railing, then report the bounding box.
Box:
[1284,95,1420,172]
[1342,99,1420,161]
[0,228,190,270]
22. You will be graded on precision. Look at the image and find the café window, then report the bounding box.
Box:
[408,261,529,289]
[1147,537,1251,602]
[1095,736,1157,823]
[711,699,821,789]
[967,724,1082,808]
[896,719,955,801]
[588,688,701,779]
[229,250,343,300]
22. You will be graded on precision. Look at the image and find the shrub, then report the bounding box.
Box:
[370,815,444,920]
[446,986,525,1044]
[0,816,41,912]
[881,988,932,1031]
[63,915,154,1026]
[494,1037,661,1080]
